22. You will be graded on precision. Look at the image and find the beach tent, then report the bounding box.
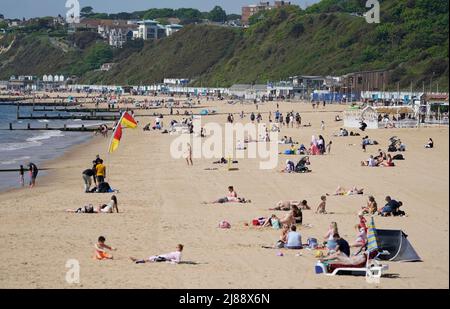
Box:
[376,229,422,262]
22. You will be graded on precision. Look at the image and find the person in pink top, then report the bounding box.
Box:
[130,244,184,264]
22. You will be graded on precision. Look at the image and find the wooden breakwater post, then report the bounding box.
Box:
[27,123,30,129]
[9,123,12,130]
[16,104,19,119]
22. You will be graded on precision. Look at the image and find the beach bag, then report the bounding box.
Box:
[97,182,111,193]
[307,238,318,249]
[219,220,231,229]
[252,219,260,226]
[393,154,404,160]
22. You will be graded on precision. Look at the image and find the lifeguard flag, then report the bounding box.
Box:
[121,112,138,128]
[108,124,123,153]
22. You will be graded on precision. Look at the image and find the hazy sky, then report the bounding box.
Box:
[1,0,319,19]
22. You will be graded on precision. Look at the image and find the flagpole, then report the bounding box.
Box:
[107,111,125,185]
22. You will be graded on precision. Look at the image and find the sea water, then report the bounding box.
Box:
[0,104,108,191]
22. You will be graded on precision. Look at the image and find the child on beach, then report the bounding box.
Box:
[94,236,116,260]
[19,165,24,187]
[130,244,184,264]
[316,196,327,214]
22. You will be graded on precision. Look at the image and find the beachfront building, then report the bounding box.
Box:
[361,91,424,105]
[137,20,166,40]
[8,75,38,90]
[165,24,183,37]
[241,1,291,25]
[163,78,190,85]
[341,70,390,94]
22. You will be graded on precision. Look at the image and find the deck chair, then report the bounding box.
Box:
[315,250,388,278]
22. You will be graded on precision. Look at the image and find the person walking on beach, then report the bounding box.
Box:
[19,165,25,187]
[82,166,95,193]
[95,159,106,184]
[185,143,193,166]
[28,162,38,188]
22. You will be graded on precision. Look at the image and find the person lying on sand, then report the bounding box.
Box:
[269,203,303,224]
[328,186,364,196]
[130,244,183,264]
[66,195,119,214]
[261,209,296,228]
[271,200,307,211]
[94,236,116,260]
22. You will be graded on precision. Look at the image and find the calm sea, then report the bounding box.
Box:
[0,104,108,191]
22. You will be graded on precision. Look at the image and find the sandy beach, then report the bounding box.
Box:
[0,99,448,289]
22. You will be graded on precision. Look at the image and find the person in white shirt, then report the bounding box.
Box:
[130,244,184,264]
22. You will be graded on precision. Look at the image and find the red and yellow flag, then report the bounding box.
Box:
[121,112,138,128]
[108,124,123,153]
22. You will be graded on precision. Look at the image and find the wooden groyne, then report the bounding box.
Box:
[17,114,120,121]
[32,107,122,113]
[2,123,111,132]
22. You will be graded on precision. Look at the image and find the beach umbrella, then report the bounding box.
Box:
[367,216,378,253]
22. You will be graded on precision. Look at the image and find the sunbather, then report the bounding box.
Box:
[66,195,119,213]
[329,186,364,196]
[130,244,184,264]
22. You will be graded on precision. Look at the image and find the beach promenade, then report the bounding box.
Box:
[0,100,448,288]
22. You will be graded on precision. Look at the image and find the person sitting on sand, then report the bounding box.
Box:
[425,138,434,148]
[261,214,282,229]
[94,236,116,260]
[315,195,327,214]
[381,154,395,167]
[379,196,401,217]
[275,225,290,248]
[281,159,295,173]
[203,186,251,204]
[324,222,338,250]
[130,244,184,264]
[285,225,303,249]
[361,155,378,167]
[350,225,367,249]
[361,196,378,215]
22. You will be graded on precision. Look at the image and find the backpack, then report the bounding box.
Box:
[392,154,404,160]
[307,238,318,249]
[97,182,111,193]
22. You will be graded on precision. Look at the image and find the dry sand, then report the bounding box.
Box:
[0,100,448,288]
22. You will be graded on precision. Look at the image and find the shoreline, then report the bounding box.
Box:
[0,100,448,288]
